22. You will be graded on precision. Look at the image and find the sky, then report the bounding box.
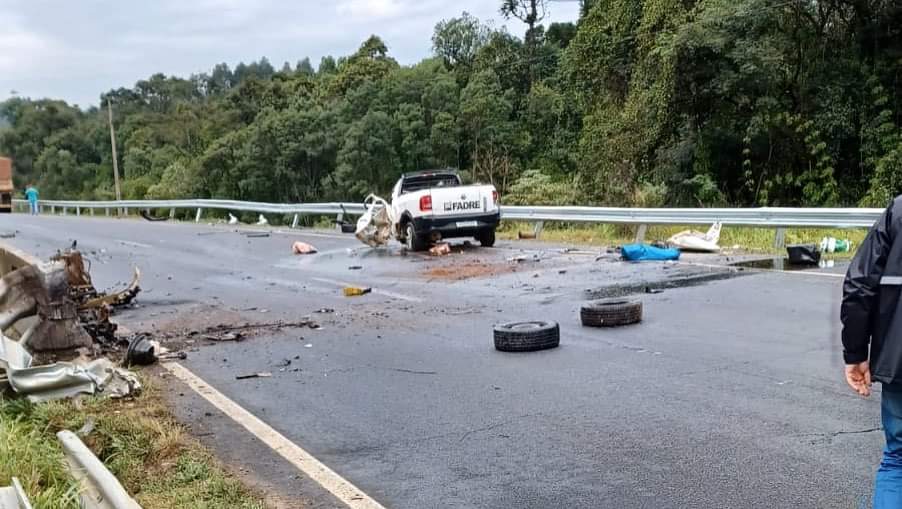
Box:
[0,0,580,109]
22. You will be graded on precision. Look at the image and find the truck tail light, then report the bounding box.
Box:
[419,195,432,212]
[492,190,499,204]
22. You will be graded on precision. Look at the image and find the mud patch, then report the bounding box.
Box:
[423,260,519,281]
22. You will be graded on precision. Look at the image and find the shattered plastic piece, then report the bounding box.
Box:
[343,286,372,297]
[429,243,451,256]
[256,214,269,226]
[621,244,681,262]
[356,195,395,247]
[348,266,363,270]
[228,213,239,225]
[667,223,722,252]
[518,231,537,240]
[292,242,318,255]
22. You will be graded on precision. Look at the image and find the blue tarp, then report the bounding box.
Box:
[621,244,681,261]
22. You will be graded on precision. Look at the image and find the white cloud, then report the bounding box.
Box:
[336,0,405,19]
[0,0,579,107]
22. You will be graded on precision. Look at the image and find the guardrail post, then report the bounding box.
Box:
[76,207,80,216]
[635,224,648,243]
[105,208,110,217]
[62,207,68,216]
[90,207,94,216]
[533,221,545,239]
[774,228,787,249]
[195,208,203,223]
[50,205,55,214]
[169,208,176,219]
[292,214,300,229]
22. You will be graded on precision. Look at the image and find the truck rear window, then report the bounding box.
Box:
[401,174,461,194]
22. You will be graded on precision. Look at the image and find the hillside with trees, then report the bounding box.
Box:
[2,0,901,209]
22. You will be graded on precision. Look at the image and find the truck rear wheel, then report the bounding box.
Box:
[405,223,428,252]
[477,229,496,247]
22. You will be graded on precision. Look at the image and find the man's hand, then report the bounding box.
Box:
[845,362,872,397]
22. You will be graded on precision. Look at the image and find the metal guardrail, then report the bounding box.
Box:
[57,430,142,509]
[13,198,883,228]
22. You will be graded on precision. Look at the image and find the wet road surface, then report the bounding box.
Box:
[1,214,881,509]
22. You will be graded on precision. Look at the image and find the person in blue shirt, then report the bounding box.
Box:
[24,184,38,215]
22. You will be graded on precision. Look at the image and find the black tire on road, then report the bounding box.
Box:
[494,321,560,352]
[477,229,496,247]
[580,299,643,327]
[405,222,428,252]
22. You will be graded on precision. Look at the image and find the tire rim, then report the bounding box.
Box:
[507,321,548,330]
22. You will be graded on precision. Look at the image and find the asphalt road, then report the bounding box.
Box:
[1,214,883,509]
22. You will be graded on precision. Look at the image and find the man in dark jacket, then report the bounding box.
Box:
[842,196,902,507]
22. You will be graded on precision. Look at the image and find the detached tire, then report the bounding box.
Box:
[494,321,560,352]
[580,299,643,327]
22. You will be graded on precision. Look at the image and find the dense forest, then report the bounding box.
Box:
[2,0,902,209]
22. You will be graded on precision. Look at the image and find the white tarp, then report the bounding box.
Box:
[668,223,722,252]
[0,335,140,402]
[355,195,395,247]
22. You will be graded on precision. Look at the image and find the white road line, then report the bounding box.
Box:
[164,362,386,509]
[312,277,422,303]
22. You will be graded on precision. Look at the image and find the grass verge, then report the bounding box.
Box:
[498,222,868,255]
[0,374,265,509]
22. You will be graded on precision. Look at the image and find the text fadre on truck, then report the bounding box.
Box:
[393,170,500,251]
[355,169,501,251]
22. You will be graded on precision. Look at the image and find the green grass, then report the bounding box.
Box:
[0,376,265,509]
[498,221,867,255]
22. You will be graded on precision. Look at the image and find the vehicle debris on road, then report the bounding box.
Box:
[236,372,272,380]
[787,244,821,265]
[667,223,722,252]
[620,244,681,262]
[228,213,239,225]
[256,214,269,226]
[292,241,318,255]
[429,243,451,256]
[356,195,395,247]
[343,286,372,297]
[1,335,141,402]
[125,334,157,366]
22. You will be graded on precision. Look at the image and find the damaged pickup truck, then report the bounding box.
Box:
[391,170,500,251]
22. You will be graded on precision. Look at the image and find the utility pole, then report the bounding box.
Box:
[107,98,122,213]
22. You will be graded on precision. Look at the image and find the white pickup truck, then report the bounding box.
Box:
[390,170,500,251]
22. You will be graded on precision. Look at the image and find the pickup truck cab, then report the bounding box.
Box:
[391,170,500,251]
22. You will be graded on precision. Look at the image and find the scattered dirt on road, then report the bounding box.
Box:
[423,259,518,281]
